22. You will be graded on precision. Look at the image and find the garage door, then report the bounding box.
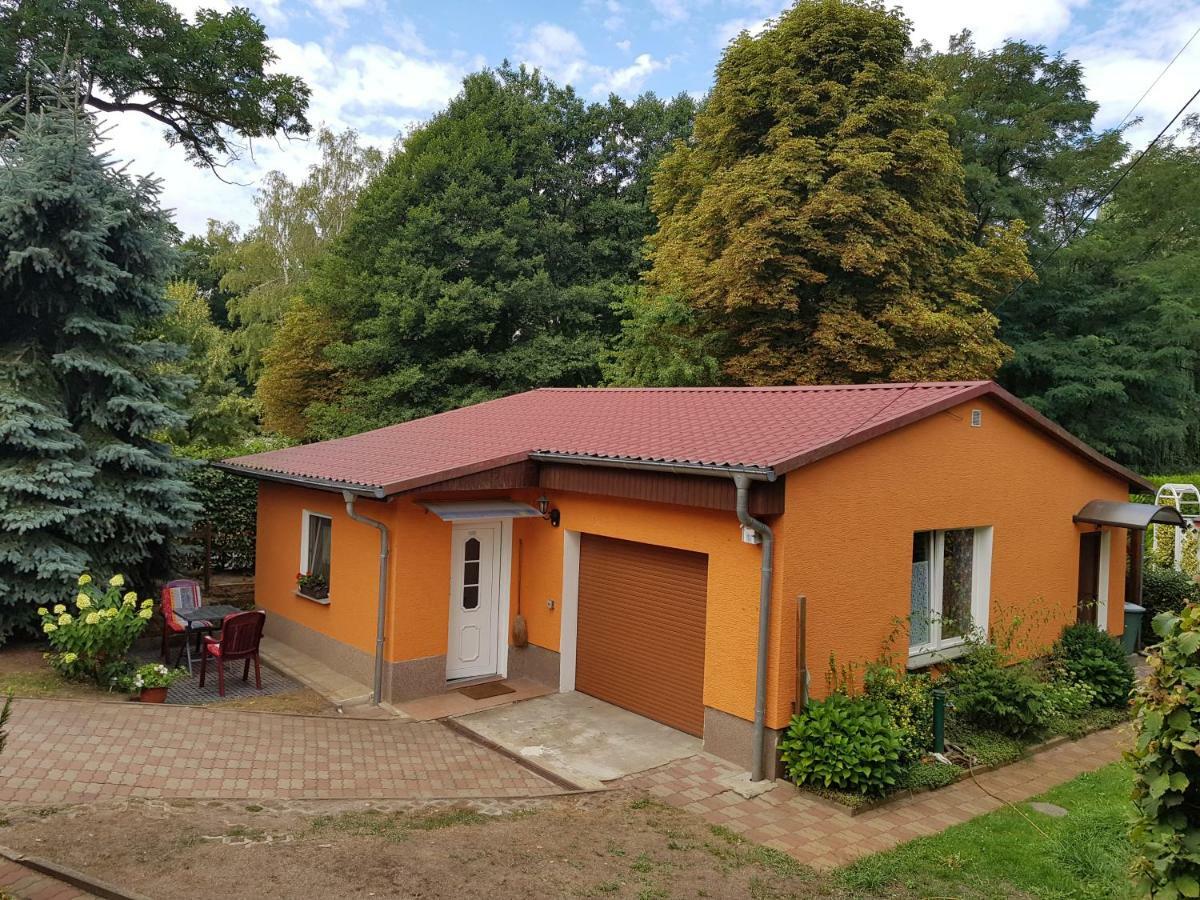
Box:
[576,534,708,736]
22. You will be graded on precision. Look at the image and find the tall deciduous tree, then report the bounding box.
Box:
[0,0,310,167]
[621,0,1031,387]
[1002,131,1200,471]
[916,32,1126,249]
[157,281,257,448]
[220,127,385,381]
[0,96,199,642]
[303,65,697,438]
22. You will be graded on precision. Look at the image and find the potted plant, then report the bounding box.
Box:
[122,663,188,703]
[297,571,329,600]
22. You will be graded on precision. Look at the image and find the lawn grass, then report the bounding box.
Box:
[836,761,1136,899]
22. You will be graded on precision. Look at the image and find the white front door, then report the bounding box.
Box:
[446,522,502,680]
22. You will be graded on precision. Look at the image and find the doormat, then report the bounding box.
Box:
[458,681,516,700]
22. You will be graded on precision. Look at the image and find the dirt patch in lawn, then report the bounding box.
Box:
[0,793,845,899]
[0,644,116,701]
[210,687,337,716]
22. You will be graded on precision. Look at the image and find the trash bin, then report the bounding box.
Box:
[1123,602,1146,654]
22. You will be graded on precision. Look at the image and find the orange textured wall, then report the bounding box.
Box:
[773,395,1131,729]
[255,483,396,658]
[259,481,769,724]
[504,488,774,723]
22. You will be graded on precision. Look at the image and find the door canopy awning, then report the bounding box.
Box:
[1073,499,1187,530]
[420,500,543,522]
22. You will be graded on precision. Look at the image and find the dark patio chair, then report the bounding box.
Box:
[160,579,214,671]
[199,610,266,697]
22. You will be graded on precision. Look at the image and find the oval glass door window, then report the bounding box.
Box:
[462,537,480,610]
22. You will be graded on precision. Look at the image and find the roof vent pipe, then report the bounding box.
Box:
[734,473,774,782]
[343,491,390,705]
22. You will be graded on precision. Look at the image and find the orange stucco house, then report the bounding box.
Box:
[218,381,1166,776]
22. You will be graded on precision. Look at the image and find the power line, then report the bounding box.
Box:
[1115,24,1200,130]
[994,81,1200,313]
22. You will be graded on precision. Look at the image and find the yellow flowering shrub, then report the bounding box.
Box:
[39,572,153,683]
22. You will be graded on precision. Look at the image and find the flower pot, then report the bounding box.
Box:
[139,686,168,703]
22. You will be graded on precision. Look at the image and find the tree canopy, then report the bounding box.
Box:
[917,32,1126,250]
[301,64,697,438]
[0,0,310,167]
[0,93,199,641]
[218,127,386,382]
[923,32,1200,469]
[618,0,1032,387]
[1001,130,1200,471]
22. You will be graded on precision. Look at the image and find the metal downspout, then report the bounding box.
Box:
[343,491,390,705]
[734,473,774,782]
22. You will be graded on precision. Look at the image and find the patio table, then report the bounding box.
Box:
[176,605,251,672]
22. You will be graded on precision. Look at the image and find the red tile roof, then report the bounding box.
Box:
[219,381,1150,496]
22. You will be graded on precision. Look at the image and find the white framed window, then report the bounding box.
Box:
[908,526,993,668]
[298,511,332,603]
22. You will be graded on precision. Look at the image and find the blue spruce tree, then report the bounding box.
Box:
[0,93,201,642]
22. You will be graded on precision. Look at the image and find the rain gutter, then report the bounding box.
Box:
[733,473,774,782]
[211,462,386,499]
[342,491,390,704]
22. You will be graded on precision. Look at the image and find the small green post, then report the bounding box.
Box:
[932,686,945,754]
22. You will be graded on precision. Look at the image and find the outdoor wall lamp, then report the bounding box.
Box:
[536,495,561,527]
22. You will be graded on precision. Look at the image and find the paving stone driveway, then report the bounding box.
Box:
[0,698,557,805]
[617,726,1129,869]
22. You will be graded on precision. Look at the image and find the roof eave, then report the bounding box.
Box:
[529,451,776,481]
[210,461,387,499]
[768,382,1152,494]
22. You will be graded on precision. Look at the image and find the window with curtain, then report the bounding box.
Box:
[302,513,332,596]
[909,526,992,664]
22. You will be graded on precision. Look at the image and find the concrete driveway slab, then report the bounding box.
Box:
[452,691,701,790]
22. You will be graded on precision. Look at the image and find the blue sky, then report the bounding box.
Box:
[113,0,1200,235]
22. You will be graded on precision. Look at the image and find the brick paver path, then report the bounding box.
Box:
[0,857,94,899]
[618,726,1128,869]
[0,698,556,805]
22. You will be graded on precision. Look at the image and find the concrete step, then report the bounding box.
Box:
[258,636,374,708]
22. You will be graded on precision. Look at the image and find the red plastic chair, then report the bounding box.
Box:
[160,579,213,671]
[199,611,266,696]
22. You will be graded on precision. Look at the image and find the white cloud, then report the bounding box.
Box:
[615,39,632,52]
[1065,2,1200,149]
[714,16,771,49]
[894,0,1085,49]
[603,0,625,32]
[650,0,690,23]
[591,53,666,95]
[307,0,370,28]
[96,32,464,236]
[269,38,463,124]
[516,23,590,84]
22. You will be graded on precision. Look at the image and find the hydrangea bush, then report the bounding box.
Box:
[39,573,154,683]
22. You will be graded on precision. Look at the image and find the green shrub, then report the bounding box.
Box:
[899,760,960,792]
[1041,672,1099,732]
[952,725,1027,767]
[945,649,1047,738]
[863,663,933,764]
[38,573,152,684]
[778,693,905,797]
[1142,564,1200,635]
[1052,624,1133,708]
[1130,605,1200,898]
[174,437,288,574]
